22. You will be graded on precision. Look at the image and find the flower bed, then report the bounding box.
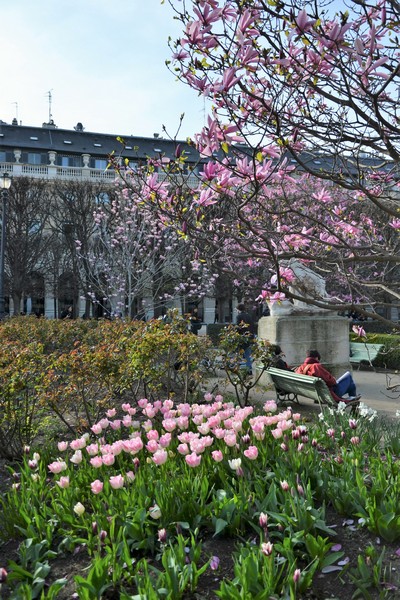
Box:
[2,389,400,598]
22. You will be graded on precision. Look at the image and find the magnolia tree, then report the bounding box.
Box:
[128,0,400,326]
[75,176,218,318]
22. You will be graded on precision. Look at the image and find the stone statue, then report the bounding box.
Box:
[287,259,329,311]
[268,259,329,315]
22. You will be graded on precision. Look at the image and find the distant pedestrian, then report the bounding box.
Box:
[61,306,73,320]
[236,303,256,375]
[190,308,202,335]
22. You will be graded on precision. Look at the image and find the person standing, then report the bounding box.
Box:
[236,303,256,375]
[190,308,202,335]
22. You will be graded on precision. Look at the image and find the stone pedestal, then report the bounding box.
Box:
[258,312,351,384]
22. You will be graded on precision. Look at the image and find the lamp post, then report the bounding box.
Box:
[0,173,12,319]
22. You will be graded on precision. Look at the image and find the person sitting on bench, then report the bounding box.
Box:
[295,349,361,403]
[271,345,291,370]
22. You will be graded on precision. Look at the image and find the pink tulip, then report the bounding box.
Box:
[86,443,99,456]
[146,440,159,453]
[109,420,121,430]
[56,476,70,489]
[90,456,103,468]
[122,438,143,454]
[109,475,124,489]
[91,423,102,435]
[244,446,258,460]
[261,542,273,556]
[147,429,159,441]
[263,400,277,413]
[48,461,67,474]
[158,528,167,543]
[177,443,189,455]
[185,452,202,467]
[271,428,283,439]
[126,470,135,482]
[70,450,83,465]
[159,433,172,448]
[57,441,69,452]
[162,418,177,432]
[91,479,104,494]
[102,453,115,467]
[106,408,116,418]
[70,437,87,450]
[152,449,168,466]
[224,433,237,447]
[211,450,223,462]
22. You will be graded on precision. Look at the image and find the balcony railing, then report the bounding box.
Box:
[0,162,200,187]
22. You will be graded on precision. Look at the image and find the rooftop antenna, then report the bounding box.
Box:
[12,101,18,122]
[46,89,53,123]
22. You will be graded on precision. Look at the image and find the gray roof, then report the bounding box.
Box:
[0,121,201,162]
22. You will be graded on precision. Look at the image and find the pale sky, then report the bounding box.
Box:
[0,0,209,139]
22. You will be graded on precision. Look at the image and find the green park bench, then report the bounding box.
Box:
[266,367,360,413]
[349,342,384,369]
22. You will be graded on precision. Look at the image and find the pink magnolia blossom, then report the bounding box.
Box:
[352,324,366,338]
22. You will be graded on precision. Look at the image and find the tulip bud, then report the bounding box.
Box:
[158,528,167,543]
[0,568,7,583]
[73,502,85,516]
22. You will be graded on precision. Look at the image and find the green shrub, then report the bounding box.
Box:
[206,323,228,346]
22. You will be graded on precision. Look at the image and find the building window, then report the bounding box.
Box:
[91,158,107,170]
[27,152,45,165]
[58,155,82,168]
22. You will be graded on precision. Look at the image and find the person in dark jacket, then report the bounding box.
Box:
[295,349,360,403]
[270,345,291,370]
[190,308,202,335]
[236,303,256,375]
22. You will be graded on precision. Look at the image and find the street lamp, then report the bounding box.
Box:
[0,173,12,319]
